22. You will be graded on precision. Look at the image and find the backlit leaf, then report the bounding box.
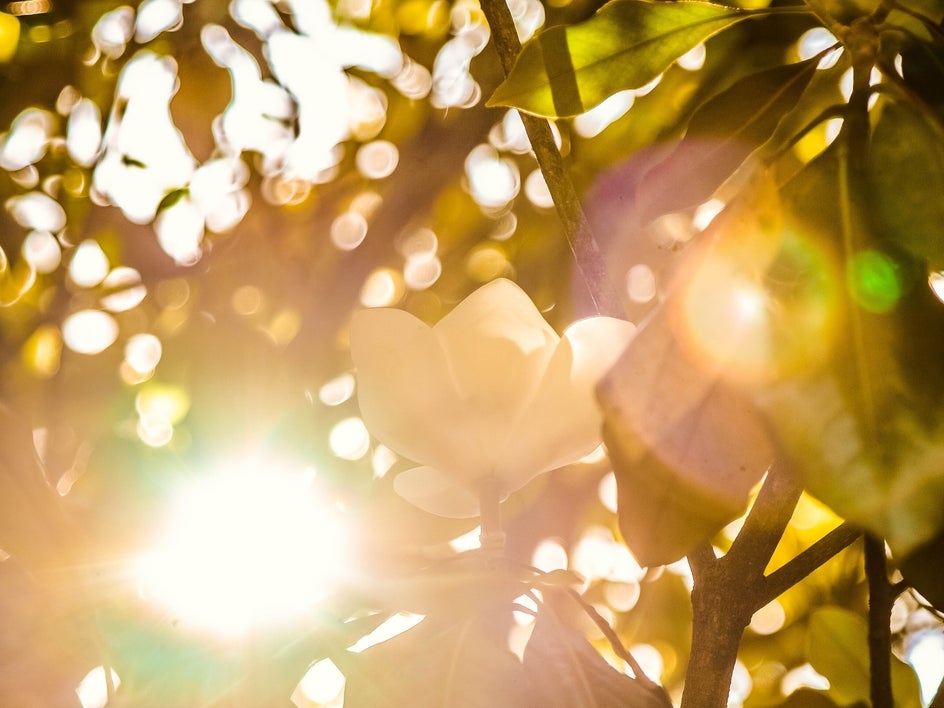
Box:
[807,607,923,708]
[343,610,530,707]
[753,143,944,556]
[488,0,750,117]
[869,99,944,268]
[635,58,818,222]
[807,607,870,706]
[598,312,774,567]
[522,604,672,707]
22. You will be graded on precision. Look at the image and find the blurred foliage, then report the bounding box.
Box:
[1,0,943,706]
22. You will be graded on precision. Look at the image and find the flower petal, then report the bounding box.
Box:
[393,466,481,518]
[433,279,558,456]
[350,307,480,482]
[502,316,636,486]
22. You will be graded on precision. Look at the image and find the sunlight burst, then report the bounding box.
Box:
[133,461,348,637]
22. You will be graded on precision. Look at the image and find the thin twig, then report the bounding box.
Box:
[760,523,861,604]
[565,588,659,690]
[477,0,617,314]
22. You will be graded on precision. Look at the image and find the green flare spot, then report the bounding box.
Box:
[847,250,902,313]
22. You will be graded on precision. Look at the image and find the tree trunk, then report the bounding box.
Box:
[680,570,752,708]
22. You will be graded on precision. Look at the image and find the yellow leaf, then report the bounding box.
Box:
[0,11,20,63]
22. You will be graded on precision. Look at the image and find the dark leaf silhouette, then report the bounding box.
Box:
[635,58,818,222]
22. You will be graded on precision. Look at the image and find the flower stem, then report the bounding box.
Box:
[478,476,506,556]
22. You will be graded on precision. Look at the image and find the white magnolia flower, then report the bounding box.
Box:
[350,278,635,518]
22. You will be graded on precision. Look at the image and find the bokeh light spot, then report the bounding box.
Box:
[597,472,618,513]
[677,42,706,71]
[22,324,62,377]
[231,284,263,315]
[360,268,403,307]
[626,264,657,304]
[847,249,902,313]
[331,211,369,251]
[21,229,61,273]
[750,599,786,635]
[329,416,370,460]
[524,169,554,209]
[355,140,399,179]
[781,663,830,695]
[404,254,442,290]
[729,659,753,706]
[371,444,397,479]
[62,309,118,355]
[348,612,426,653]
[75,665,120,708]
[907,630,944,705]
[398,227,438,259]
[6,191,66,231]
[629,643,664,681]
[531,537,568,573]
[466,245,509,282]
[100,267,146,312]
[296,658,346,705]
[604,581,641,612]
[465,144,519,210]
[319,373,356,406]
[69,240,110,288]
[928,271,944,304]
[574,90,634,138]
[124,333,162,376]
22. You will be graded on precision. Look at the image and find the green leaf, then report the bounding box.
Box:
[806,607,923,708]
[635,58,818,222]
[898,530,944,611]
[752,144,944,556]
[869,99,944,268]
[488,0,749,118]
[806,607,871,706]
[522,605,672,707]
[900,40,944,113]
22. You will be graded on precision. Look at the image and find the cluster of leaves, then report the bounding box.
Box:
[492,0,944,596]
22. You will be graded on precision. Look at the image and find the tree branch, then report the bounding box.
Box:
[865,535,894,708]
[726,465,802,581]
[566,588,661,691]
[687,541,718,584]
[477,0,617,315]
[760,523,861,605]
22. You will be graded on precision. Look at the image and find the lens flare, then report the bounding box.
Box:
[847,249,902,313]
[133,461,348,636]
[676,229,840,383]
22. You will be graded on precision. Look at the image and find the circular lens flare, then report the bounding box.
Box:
[133,460,348,636]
